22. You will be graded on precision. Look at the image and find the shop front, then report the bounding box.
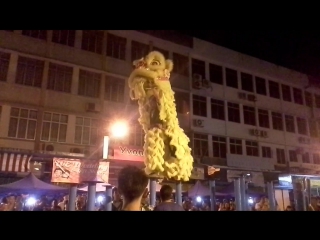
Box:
[272,163,320,210]
[0,147,86,184]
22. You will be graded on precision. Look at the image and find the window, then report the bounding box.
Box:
[78,70,101,98]
[128,124,144,147]
[225,68,238,88]
[192,95,207,117]
[81,30,104,54]
[212,136,226,158]
[152,46,169,59]
[175,91,189,114]
[314,153,320,164]
[246,141,259,156]
[269,81,280,99]
[309,120,318,138]
[305,91,313,107]
[47,63,72,93]
[289,150,298,162]
[285,115,295,133]
[276,149,286,164]
[302,152,310,163]
[272,112,283,131]
[227,102,240,123]
[52,30,75,47]
[281,84,292,102]
[22,30,47,40]
[241,72,253,92]
[106,33,126,60]
[262,146,272,158]
[172,53,189,76]
[315,94,320,108]
[230,138,242,155]
[8,107,37,140]
[209,63,223,85]
[293,88,303,105]
[41,112,68,142]
[74,117,98,145]
[243,106,256,126]
[131,41,149,61]
[258,109,269,128]
[15,56,44,88]
[297,117,307,135]
[192,59,205,78]
[105,76,125,102]
[0,51,10,82]
[211,99,225,120]
[255,77,266,95]
[193,133,209,157]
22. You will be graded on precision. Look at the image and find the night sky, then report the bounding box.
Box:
[178,30,320,79]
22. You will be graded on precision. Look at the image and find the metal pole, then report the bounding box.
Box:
[149,179,157,208]
[234,178,242,211]
[86,182,97,211]
[105,185,113,211]
[209,180,216,211]
[240,176,247,211]
[175,182,182,206]
[267,182,276,211]
[68,184,77,211]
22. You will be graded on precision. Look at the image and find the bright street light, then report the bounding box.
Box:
[103,120,129,159]
[26,197,36,206]
[109,121,128,138]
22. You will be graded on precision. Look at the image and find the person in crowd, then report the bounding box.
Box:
[76,195,86,211]
[117,166,149,211]
[112,187,123,211]
[0,197,9,211]
[58,195,68,211]
[33,196,47,211]
[51,199,62,211]
[6,195,16,211]
[229,201,236,211]
[141,189,153,211]
[153,185,185,211]
[14,195,24,211]
[218,203,226,211]
[183,199,193,211]
[255,196,270,211]
[285,205,293,211]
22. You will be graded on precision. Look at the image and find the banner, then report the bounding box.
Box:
[51,158,109,184]
[113,145,144,162]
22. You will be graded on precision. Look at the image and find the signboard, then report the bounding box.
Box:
[278,175,293,188]
[288,162,320,175]
[310,179,320,188]
[113,145,144,162]
[190,167,205,180]
[227,154,274,171]
[51,158,109,184]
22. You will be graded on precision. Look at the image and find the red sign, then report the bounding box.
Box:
[113,145,144,162]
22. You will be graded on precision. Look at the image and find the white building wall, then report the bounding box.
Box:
[0,30,319,184]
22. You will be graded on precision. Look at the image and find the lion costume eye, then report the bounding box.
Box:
[151,60,160,66]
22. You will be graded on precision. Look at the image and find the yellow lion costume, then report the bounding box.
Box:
[128,51,193,181]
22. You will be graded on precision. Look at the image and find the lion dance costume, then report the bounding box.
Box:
[128,51,193,181]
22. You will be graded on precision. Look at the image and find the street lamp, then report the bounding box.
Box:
[103,120,129,160]
[102,120,129,211]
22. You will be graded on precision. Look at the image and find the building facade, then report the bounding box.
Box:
[0,30,319,187]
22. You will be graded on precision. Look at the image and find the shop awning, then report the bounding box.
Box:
[0,152,32,173]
